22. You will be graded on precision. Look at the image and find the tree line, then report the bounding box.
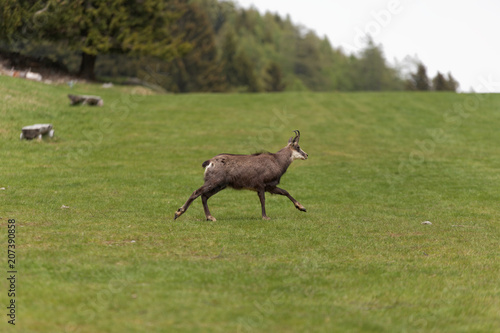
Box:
[0,0,459,93]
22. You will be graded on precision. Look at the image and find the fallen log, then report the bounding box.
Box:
[20,124,54,140]
[68,94,103,106]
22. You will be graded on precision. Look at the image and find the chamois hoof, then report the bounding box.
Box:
[295,204,307,212]
[206,216,217,222]
[174,209,183,220]
[262,216,271,220]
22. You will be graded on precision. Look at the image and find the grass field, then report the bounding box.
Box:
[1,75,499,332]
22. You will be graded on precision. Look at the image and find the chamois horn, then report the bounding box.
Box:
[293,130,300,142]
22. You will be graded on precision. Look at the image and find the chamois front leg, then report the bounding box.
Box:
[257,189,270,220]
[174,184,213,220]
[267,186,307,212]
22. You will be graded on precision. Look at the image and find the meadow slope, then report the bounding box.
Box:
[1,76,499,332]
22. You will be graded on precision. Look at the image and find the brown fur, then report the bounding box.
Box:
[174,130,308,221]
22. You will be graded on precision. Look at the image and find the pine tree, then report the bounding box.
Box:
[234,52,260,92]
[220,30,240,87]
[0,0,27,42]
[162,1,225,92]
[407,63,430,91]
[355,38,386,91]
[193,0,235,34]
[294,32,324,90]
[264,62,286,92]
[432,72,449,91]
[1,0,189,80]
[446,72,459,92]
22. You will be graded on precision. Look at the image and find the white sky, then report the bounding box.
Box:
[236,0,500,92]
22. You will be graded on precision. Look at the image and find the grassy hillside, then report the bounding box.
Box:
[1,76,499,332]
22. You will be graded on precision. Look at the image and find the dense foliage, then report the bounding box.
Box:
[0,0,459,92]
[0,0,191,80]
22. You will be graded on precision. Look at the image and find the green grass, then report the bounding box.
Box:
[1,76,500,332]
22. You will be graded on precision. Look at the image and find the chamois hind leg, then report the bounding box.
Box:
[174,184,214,220]
[257,189,270,220]
[267,186,307,212]
[201,185,226,221]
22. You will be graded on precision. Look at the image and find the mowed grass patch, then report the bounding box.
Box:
[1,76,499,332]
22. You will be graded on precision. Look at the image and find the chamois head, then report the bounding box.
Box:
[288,130,308,160]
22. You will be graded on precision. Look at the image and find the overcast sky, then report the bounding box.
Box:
[236,0,500,93]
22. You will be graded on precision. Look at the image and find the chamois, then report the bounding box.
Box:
[174,130,308,221]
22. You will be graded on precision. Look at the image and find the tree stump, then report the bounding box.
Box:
[68,94,103,106]
[20,124,54,140]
